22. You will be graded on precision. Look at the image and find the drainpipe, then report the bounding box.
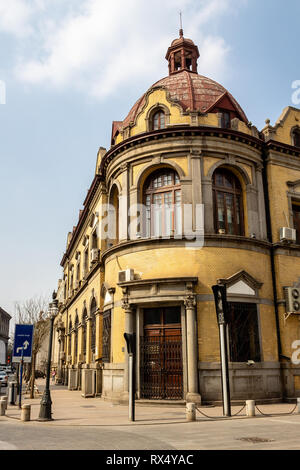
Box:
[261,147,285,397]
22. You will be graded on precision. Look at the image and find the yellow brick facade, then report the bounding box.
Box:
[53,33,300,404]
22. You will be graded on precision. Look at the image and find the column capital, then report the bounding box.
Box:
[122,300,132,312]
[184,295,196,309]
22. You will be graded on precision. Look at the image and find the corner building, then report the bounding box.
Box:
[53,31,300,404]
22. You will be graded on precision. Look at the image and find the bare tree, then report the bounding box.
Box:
[14,295,50,398]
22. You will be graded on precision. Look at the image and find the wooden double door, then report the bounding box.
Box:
[140,306,183,400]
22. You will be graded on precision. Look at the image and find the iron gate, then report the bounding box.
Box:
[140,335,183,400]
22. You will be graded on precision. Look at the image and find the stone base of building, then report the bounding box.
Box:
[198,361,293,403]
[101,363,125,402]
[60,361,300,404]
[62,363,102,397]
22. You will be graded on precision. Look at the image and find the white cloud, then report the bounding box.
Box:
[10,0,247,98]
[0,0,33,37]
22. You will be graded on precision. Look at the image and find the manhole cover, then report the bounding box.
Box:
[237,437,275,444]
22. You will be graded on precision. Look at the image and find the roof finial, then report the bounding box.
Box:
[179,11,183,37]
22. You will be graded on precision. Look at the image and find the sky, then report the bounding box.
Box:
[0,0,299,332]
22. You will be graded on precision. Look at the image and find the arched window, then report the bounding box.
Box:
[151,110,165,130]
[108,185,119,246]
[213,168,244,236]
[144,168,181,238]
[68,320,72,357]
[292,128,300,148]
[90,298,97,355]
[74,314,79,363]
[82,308,87,361]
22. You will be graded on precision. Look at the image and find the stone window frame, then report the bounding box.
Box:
[89,294,98,356]
[217,270,264,363]
[81,304,88,363]
[287,180,300,237]
[291,126,300,148]
[145,103,170,132]
[143,167,181,238]
[107,180,121,246]
[101,284,115,364]
[204,157,266,239]
[134,159,187,240]
[212,167,245,236]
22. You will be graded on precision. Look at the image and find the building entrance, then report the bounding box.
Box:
[140,306,183,400]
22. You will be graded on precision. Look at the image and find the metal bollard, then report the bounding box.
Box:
[0,400,6,416]
[8,382,17,405]
[21,404,31,422]
[297,398,300,414]
[246,400,256,417]
[186,402,196,422]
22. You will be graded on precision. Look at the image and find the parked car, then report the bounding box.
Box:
[0,371,8,387]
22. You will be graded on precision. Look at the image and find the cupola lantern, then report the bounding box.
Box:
[165,29,200,75]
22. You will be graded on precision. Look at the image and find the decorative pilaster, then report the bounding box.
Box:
[184,295,201,404]
[121,299,134,402]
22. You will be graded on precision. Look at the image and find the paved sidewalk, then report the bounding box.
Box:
[1,379,299,427]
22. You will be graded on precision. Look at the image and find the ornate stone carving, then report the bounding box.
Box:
[184,295,196,309]
[121,300,132,312]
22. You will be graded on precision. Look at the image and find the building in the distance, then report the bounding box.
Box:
[0,307,11,364]
[52,30,300,404]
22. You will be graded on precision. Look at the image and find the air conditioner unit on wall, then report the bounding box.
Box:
[118,269,134,283]
[280,227,296,242]
[284,287,300,314]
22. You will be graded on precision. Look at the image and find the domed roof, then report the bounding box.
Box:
[121,70,248,129]
[170,36,195,46]
[112,34,248,140]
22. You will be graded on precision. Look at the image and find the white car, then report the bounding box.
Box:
[0,371,8,387]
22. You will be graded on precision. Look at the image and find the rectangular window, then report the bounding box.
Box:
[102,310,111,363]
[227,302,261,362]
[221,112,231,129]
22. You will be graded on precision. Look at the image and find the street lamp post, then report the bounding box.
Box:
[38,291,58,421]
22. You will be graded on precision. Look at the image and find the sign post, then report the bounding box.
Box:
[12,324,34,409]
[124,333,136,422]
[212,284,231,417]
[19,348,24,409]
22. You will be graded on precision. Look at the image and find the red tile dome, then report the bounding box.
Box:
[112,34,248,140]
[121,70,248,128]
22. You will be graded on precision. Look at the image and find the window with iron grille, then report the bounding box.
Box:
[74,315,79,362]
[102,310,111,363]
[82,308,87,359]
[227,302,261,362]
[90,298,97,354]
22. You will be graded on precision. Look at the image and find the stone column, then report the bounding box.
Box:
[184,295,201,404]
[121,301,134,403]
[256,164,268,240]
